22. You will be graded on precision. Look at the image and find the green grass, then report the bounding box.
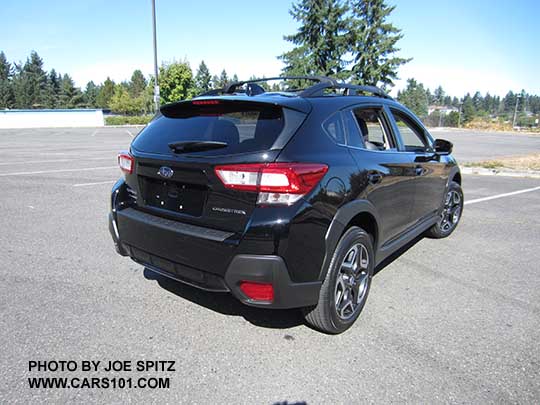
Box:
[105,115,153,126]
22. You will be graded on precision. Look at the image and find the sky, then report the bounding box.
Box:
[1,0,539,97]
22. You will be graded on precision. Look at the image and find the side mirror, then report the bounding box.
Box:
[434,138,453,155]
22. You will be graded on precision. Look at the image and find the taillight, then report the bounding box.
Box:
[239,281,274,302]
[214,163,328,205]
[118,151,134,175]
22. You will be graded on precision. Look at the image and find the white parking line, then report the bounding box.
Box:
[0,166,117,177]
[465,185,540,205]
[73,180,116,187]
[126,130,134,138]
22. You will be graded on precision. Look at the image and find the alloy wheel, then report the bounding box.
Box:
[334,243,370,320]
[439,189,462,233]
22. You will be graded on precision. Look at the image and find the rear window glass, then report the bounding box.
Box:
[132,101,305,156]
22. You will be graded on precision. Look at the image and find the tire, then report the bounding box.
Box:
[303,226,374,334]
[425,181,464,239]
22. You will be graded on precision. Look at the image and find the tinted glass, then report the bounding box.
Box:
[343,111,363,148]
[391,110,428,152]
[352,108,392,150]
[132,102,303,156]
[323,112,346,144]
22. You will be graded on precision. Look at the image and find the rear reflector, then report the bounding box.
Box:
[214,163,328,205]
[239,281,274,302]
[118,152,134,174]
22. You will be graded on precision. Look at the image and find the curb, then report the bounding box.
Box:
[462,166,540,179]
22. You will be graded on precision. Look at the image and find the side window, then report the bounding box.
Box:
[322,112,345,144]
[343,111,363,148]
[390,110,429,152]
[351,108,393,150]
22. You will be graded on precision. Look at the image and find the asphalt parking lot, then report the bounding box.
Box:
[0,127,539,403]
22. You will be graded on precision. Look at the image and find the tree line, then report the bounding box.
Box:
[397,78,540,127]
[0,50,240,115]
[0,0,538,128]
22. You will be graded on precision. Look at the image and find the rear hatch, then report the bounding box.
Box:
[120,98,309,272]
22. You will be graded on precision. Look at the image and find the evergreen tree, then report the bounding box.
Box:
[280,0,349,80]
[461,93,475,123]
[472,91,483,112]
[129,70,147,98]
[348,0,410,86]
[44,69,61,108]
[396,78,428,118]
[218,69,229,87]
[96,77,115,108]
[84,81,99,107]
[232,73,239,83]
[211,75,220,89]
[59,74,83,108]
[0,51,14,108]
[433,86,445,105]
[194,60,212,94]
[502,91,517,116]
[14,51,47,108]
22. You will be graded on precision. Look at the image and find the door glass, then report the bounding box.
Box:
[351,108,393,150]
[390,110,429,152]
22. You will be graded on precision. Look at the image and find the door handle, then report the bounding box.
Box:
[367,172,383,184]
[415,166,423,176]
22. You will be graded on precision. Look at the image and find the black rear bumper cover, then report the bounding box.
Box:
[109,208,321,309]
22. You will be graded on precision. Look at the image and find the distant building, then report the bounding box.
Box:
[0,109,104,128]
[428,105,458,115]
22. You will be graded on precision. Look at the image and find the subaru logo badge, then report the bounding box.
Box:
[158,166,174,178]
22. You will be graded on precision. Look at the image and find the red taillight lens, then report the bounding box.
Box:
[239,281,274,302]
[118,152,134,174]
[214,163,328,205]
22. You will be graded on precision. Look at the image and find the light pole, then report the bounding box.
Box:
[151,0,160,112]
[512,94,522,129]
[457,101,463,128]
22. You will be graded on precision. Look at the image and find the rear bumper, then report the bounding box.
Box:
[109,206,321,309]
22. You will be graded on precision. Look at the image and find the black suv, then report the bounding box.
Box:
[109,76,463,334]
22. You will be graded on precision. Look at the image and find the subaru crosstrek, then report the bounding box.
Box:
[109,76,463,334]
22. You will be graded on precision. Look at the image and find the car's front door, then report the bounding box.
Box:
[343,106,417,244]
[386,107,448,224]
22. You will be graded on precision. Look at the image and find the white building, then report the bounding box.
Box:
[0,109,104,128]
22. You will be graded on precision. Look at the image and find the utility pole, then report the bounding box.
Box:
[457,101,462,128]
[151,0,160,112]
[512,94,521,129]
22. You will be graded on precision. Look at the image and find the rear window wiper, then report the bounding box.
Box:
[168,141,228,153]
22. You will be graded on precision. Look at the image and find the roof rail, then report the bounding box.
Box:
[196,75,392,100]
[197,76,337,97]
[299,82,392,99]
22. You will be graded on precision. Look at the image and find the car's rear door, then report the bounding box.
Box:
[386,107,448,223]
[343,105,417,244]
[120,98,308,274]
